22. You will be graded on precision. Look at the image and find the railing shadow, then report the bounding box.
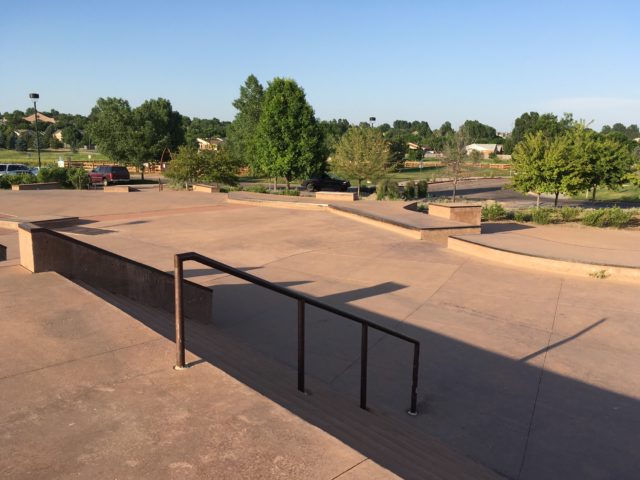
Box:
[97,269,640,480]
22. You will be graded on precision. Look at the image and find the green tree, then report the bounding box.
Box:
[330,126,389,196]
[62,126,83,152]
[255,78,325,189]
[165,145,239,188]
[88,97,135,165]
[131,98,184,179]
[227,74,264,171]
[443,130,470,202]
[15,135,27,152]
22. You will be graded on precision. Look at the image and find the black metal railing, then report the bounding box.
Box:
[174,252,420,415]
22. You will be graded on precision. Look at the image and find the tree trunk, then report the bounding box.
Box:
[452,178,458,202]
[286,177,290,190]
[591,186,597,201]
[536,193,540,208]
[357,179,361,198]
[554,191,559,207]
[274,176,277,192]
[140,165,145,181]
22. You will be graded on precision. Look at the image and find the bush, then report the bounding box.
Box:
[0,176,11,189]
[559,206,581,222]
[481,203,507,221]
[376,179,400,200]
[403,181,416,200]
[514,210,532,222]
[581,207,633,228]
[37,166,69,186]
[416,180,429,198]
[7,173,36,185]
[67,168,90,189]
[531,207,553,224]
[272,188,300,196]
[245,184,268,194]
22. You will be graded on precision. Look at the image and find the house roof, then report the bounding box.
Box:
[23,113,56,124]
[466,143,499,150]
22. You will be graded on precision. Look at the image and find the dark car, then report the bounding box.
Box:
[301,173,350,192]
[88,165,130,186]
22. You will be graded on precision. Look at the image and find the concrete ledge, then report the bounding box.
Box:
[104,185,133,192]
[193,184,220,193]
[316,191,358,201]
[429,203,482,226]
[329,207,422,239]
[18,223,213,322]
[11,182,62,191]
[0,216,79,231]
[448,236,640,283]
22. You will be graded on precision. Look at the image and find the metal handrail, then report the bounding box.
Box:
[174,252,420,415]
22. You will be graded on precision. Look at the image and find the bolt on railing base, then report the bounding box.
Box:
[407,409,418,416]
[173,365,190,371]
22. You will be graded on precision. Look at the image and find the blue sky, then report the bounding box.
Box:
[2,0,638,130]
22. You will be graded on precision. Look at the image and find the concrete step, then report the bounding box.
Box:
[79,283,502,480]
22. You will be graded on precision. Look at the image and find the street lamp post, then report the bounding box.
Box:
[29,93,41,169]
[369,116,376,128]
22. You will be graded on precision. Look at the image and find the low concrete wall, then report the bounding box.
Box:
[0,244,6,261]
[193,184,220,193]
[422,227,481,245]
[448,236,640,284]
[18,224,212,322]
[429,203,482,226]
[316,191,358,201]
[11,182,62,191]
[104,185,133,192]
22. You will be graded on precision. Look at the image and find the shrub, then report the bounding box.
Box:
[67,168,90,189]
[559,206,581,222]
[37,166,69,186]
[514,210,532,222]
[581,207,633,228]
[403,181,416,200]
[376,179,400,200]
[0,176,11,189]
[245,184,268,194]
[7,173,36,185]
[273,188,300,196]
[531,207,553,224]
[416,180,428,198]
[481,203,507,221]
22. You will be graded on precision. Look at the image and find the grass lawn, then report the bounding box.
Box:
[385,166,512,182]
[572,185,640,202]
[0,148,108,166]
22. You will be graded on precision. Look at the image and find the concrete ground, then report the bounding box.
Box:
[1,188,640,479]
[0,264,398,480]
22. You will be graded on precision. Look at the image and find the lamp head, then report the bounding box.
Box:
[29,93,40,101]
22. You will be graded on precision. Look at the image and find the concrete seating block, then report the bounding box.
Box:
[11,182,62,191]
[428,202,482,225]
[315,191,358,201]
[193,184,220,193]
[104,185,132,192]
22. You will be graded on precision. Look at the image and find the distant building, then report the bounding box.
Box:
[53,130,64,142]
[23,113,56,124]
[197,137,224,151]
[465,143,504,158]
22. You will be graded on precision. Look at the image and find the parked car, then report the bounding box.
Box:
[88,165,130,186]
[0,164,32,176]
[30,166,40,176]
[301,173,350,192]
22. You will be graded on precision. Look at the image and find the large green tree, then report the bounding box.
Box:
[254,78,325,188]
[88,97,135,164]
[227,74,264,171]
[165,145,239,189]
[330,126,389,196]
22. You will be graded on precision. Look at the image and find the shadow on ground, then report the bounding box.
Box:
[92,275,640,480]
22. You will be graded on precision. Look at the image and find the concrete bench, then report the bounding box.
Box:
[11,182,62,191]
[193,184,220,193]
[428,202,482,226]
[104,185,133,192]
[315,191,358,202]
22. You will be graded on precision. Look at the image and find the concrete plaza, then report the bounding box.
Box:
[1,188,639,479]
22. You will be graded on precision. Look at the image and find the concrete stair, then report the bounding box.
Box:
[80,283,503,480]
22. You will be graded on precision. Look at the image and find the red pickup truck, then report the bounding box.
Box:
[88,166,130,186]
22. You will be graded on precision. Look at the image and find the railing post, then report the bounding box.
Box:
[174,255,187,370]
[360,323,368,410]
[408,342,420,416]
[297,299,305,393]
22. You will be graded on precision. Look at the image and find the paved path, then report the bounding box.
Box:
[467,222,640,268]
[2,188,640,479]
